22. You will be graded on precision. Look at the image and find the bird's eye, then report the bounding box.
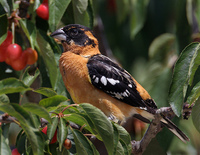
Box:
[70,29,78,36]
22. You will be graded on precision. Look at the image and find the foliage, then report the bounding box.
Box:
[0,0,200,154]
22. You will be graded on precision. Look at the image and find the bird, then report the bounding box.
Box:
[50,24,189,142]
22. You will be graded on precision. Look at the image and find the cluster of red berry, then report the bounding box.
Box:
[10,1,49,154]
[11,126,72,155]
[0,0,49,71]
[42,126,72,149]
[0,31,38,71]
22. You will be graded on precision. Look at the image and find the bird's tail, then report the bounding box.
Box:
[160,114,189,143]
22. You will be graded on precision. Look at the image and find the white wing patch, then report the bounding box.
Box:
[115,93,124,99]
[107,78,120,85]
[101,76,107,86]
[126,89,130,95]
[107,89,131,100]
[94,77,99,83]
[128,84,132,88]
[139,107,147,111]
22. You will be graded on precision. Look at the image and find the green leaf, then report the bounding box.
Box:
[47,117,58,140]
[114,123,131,154]
[149,33,175,60]
[72,0,90,27]
[0,103,44,155]
[194,0,200,28]
[0,104,28,126]
[0,0,10,16]
[74,0,88,13]
[169,43,200,116]
[37,30,58,89]
[113,124,120,155]
[118,140,129,155]
[11,103,31,122]
[34,87,57,97]
[79,103,114,155]
[0,94,9,103]
[186,0,193,26]
[19,19,37,49]
[21,67,40,87]
[11,103,41,129]
[64,113,93,134]
[58,118,67,151]
[150,68,172,107]
[39,95,67,108]
[0,14,8,44]
[71,128,99,155]
[0,128,11,155]
[2,123,10,144]
[192,100,200,132]
[187,81,200,105]
[54,54,67,96]
[188,46,200,85]
[115,141,124,155]
[130,0,149,39]
[31,131,45,155]
[16,130,26,154]
[0,78,31,95]
[22,103,52,124]
[87,0,94,28]
[30,113,41,129]
[33,0,41,10]
[49,0,71,31]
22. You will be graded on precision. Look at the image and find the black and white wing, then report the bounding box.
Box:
[87,54,157,110]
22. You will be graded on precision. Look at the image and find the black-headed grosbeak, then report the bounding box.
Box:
[50,24,189,142]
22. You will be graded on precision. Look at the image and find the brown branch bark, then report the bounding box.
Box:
[131,110,163,155]
[0,114,17,123]
[131,103,193,155]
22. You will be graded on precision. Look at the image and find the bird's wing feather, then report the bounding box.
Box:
[87,54,157,109]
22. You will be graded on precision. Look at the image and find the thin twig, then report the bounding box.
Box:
[61,104,79,113]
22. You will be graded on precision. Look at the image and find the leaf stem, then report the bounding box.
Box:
[61,104,79,113]
[12,22,15,44]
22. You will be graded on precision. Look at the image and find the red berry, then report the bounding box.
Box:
[6,44,22,61]
[23,48,38,65]
[42,126,47,134]
[63,139,72,150]
[11,52,27,71]
[0,45,9,62]
[36,0,49,20]
[0,31,13,62]
[11,148,20,155]
[5,56,12,65]
[42,126,57,144]
[50,129,57,144]
[1,31,13,47]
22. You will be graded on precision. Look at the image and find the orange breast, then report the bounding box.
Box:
[59,52,141,123]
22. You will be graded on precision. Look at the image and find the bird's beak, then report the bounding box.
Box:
[50,28,67,41]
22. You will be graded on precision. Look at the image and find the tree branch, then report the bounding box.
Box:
[0,113,16,123]
[0,115,80,130]
[131,103,193,155]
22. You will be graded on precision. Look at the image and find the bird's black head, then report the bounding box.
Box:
[50,24,97,48]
